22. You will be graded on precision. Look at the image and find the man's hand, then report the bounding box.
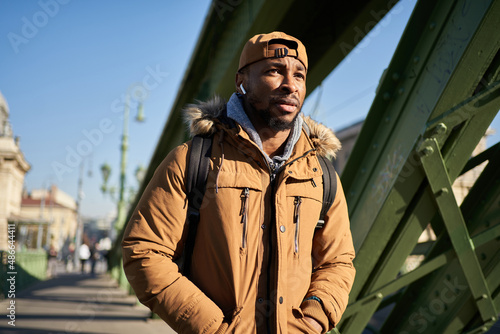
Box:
[304,316,322,333]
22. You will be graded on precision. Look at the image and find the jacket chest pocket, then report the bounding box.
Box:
[285,177,323,254]
[204,170,263,250]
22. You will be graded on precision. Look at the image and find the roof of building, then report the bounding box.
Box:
[21,196,75,210]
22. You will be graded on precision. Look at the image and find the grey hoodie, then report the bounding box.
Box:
[226,93,303,171]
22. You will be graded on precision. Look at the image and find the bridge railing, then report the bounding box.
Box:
[0,250,47,299]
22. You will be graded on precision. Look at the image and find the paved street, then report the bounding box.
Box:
[2,267,500,333]
[0,272,176,334]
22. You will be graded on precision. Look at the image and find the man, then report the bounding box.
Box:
[122,32,355,333]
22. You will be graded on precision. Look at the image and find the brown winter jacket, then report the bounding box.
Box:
[122,97,356,333]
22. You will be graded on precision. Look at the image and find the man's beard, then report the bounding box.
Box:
[257,107,300,131]
[247,94,301,131]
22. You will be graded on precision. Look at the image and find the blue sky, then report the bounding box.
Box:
[1,0,498,218]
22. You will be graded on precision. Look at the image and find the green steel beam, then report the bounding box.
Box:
[343,79,500,332]
[380,135,500,333]
[341,169,500,332]
[342,221,500,319]
[341,293,384,333]
[338,0,500,332]
[418,137,497,323]
[461,142,500,175]
[343,0,500,301]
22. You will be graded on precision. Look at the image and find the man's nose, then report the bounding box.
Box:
[280,72,298,93]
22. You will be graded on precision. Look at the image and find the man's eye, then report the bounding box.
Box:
[295,73,305,79]
[267,69,279,74]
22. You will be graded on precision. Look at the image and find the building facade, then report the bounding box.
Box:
[0,91,31,250]
[20,185,77,253]
[0,91,79,254]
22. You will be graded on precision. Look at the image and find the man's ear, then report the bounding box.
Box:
[235,72,245,94]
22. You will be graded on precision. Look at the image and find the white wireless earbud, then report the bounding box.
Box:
[239,84,247,95]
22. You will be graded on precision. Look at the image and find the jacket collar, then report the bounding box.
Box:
[183,95,341,159]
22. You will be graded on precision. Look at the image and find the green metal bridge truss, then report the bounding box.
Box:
[339,0,500,332]
[113,0,500,332]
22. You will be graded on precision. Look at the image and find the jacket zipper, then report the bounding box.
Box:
[294,196,302,254]
[264,152,314,332]
[240,187,249,249]
[266,163,277,333]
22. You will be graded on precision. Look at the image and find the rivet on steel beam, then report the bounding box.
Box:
[481,326,488,332]
[481,294,488,300]
[429,22,436,30]
[419,146,434,156]
[383,92,391,100]
[392,72,400,81]
[433,123,447,135]
[437,188,449,196]
[491,317,497,323]
[480,253,487,260]
[398,87,405,95]
[376,292,383,299]
[413,56,420,64]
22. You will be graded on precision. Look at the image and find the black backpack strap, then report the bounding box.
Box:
[316,155,337,229]
[183,135,212,276]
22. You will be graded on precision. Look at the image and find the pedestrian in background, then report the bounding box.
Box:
[46,242,58,278]
[79,242,90,274]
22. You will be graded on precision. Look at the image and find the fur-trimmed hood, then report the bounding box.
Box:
[183,96,341,158]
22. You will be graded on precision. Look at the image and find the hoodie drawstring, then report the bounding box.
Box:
[215,130,225,193]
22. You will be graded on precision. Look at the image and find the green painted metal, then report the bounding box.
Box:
[0,250,47,298]
[338,0,500,332]
[349,0,494,296]
[340,146,500,332]
[382,139,500,334]
[419,137,497,323]
[342,217,500,319]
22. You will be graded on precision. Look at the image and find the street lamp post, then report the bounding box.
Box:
[101,85,146,237]
[74,161,85,269]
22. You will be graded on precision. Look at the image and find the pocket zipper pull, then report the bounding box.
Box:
[294,196,302,253]
[240,188,249,248]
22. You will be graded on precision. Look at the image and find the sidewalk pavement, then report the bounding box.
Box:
[0,272,176,334]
